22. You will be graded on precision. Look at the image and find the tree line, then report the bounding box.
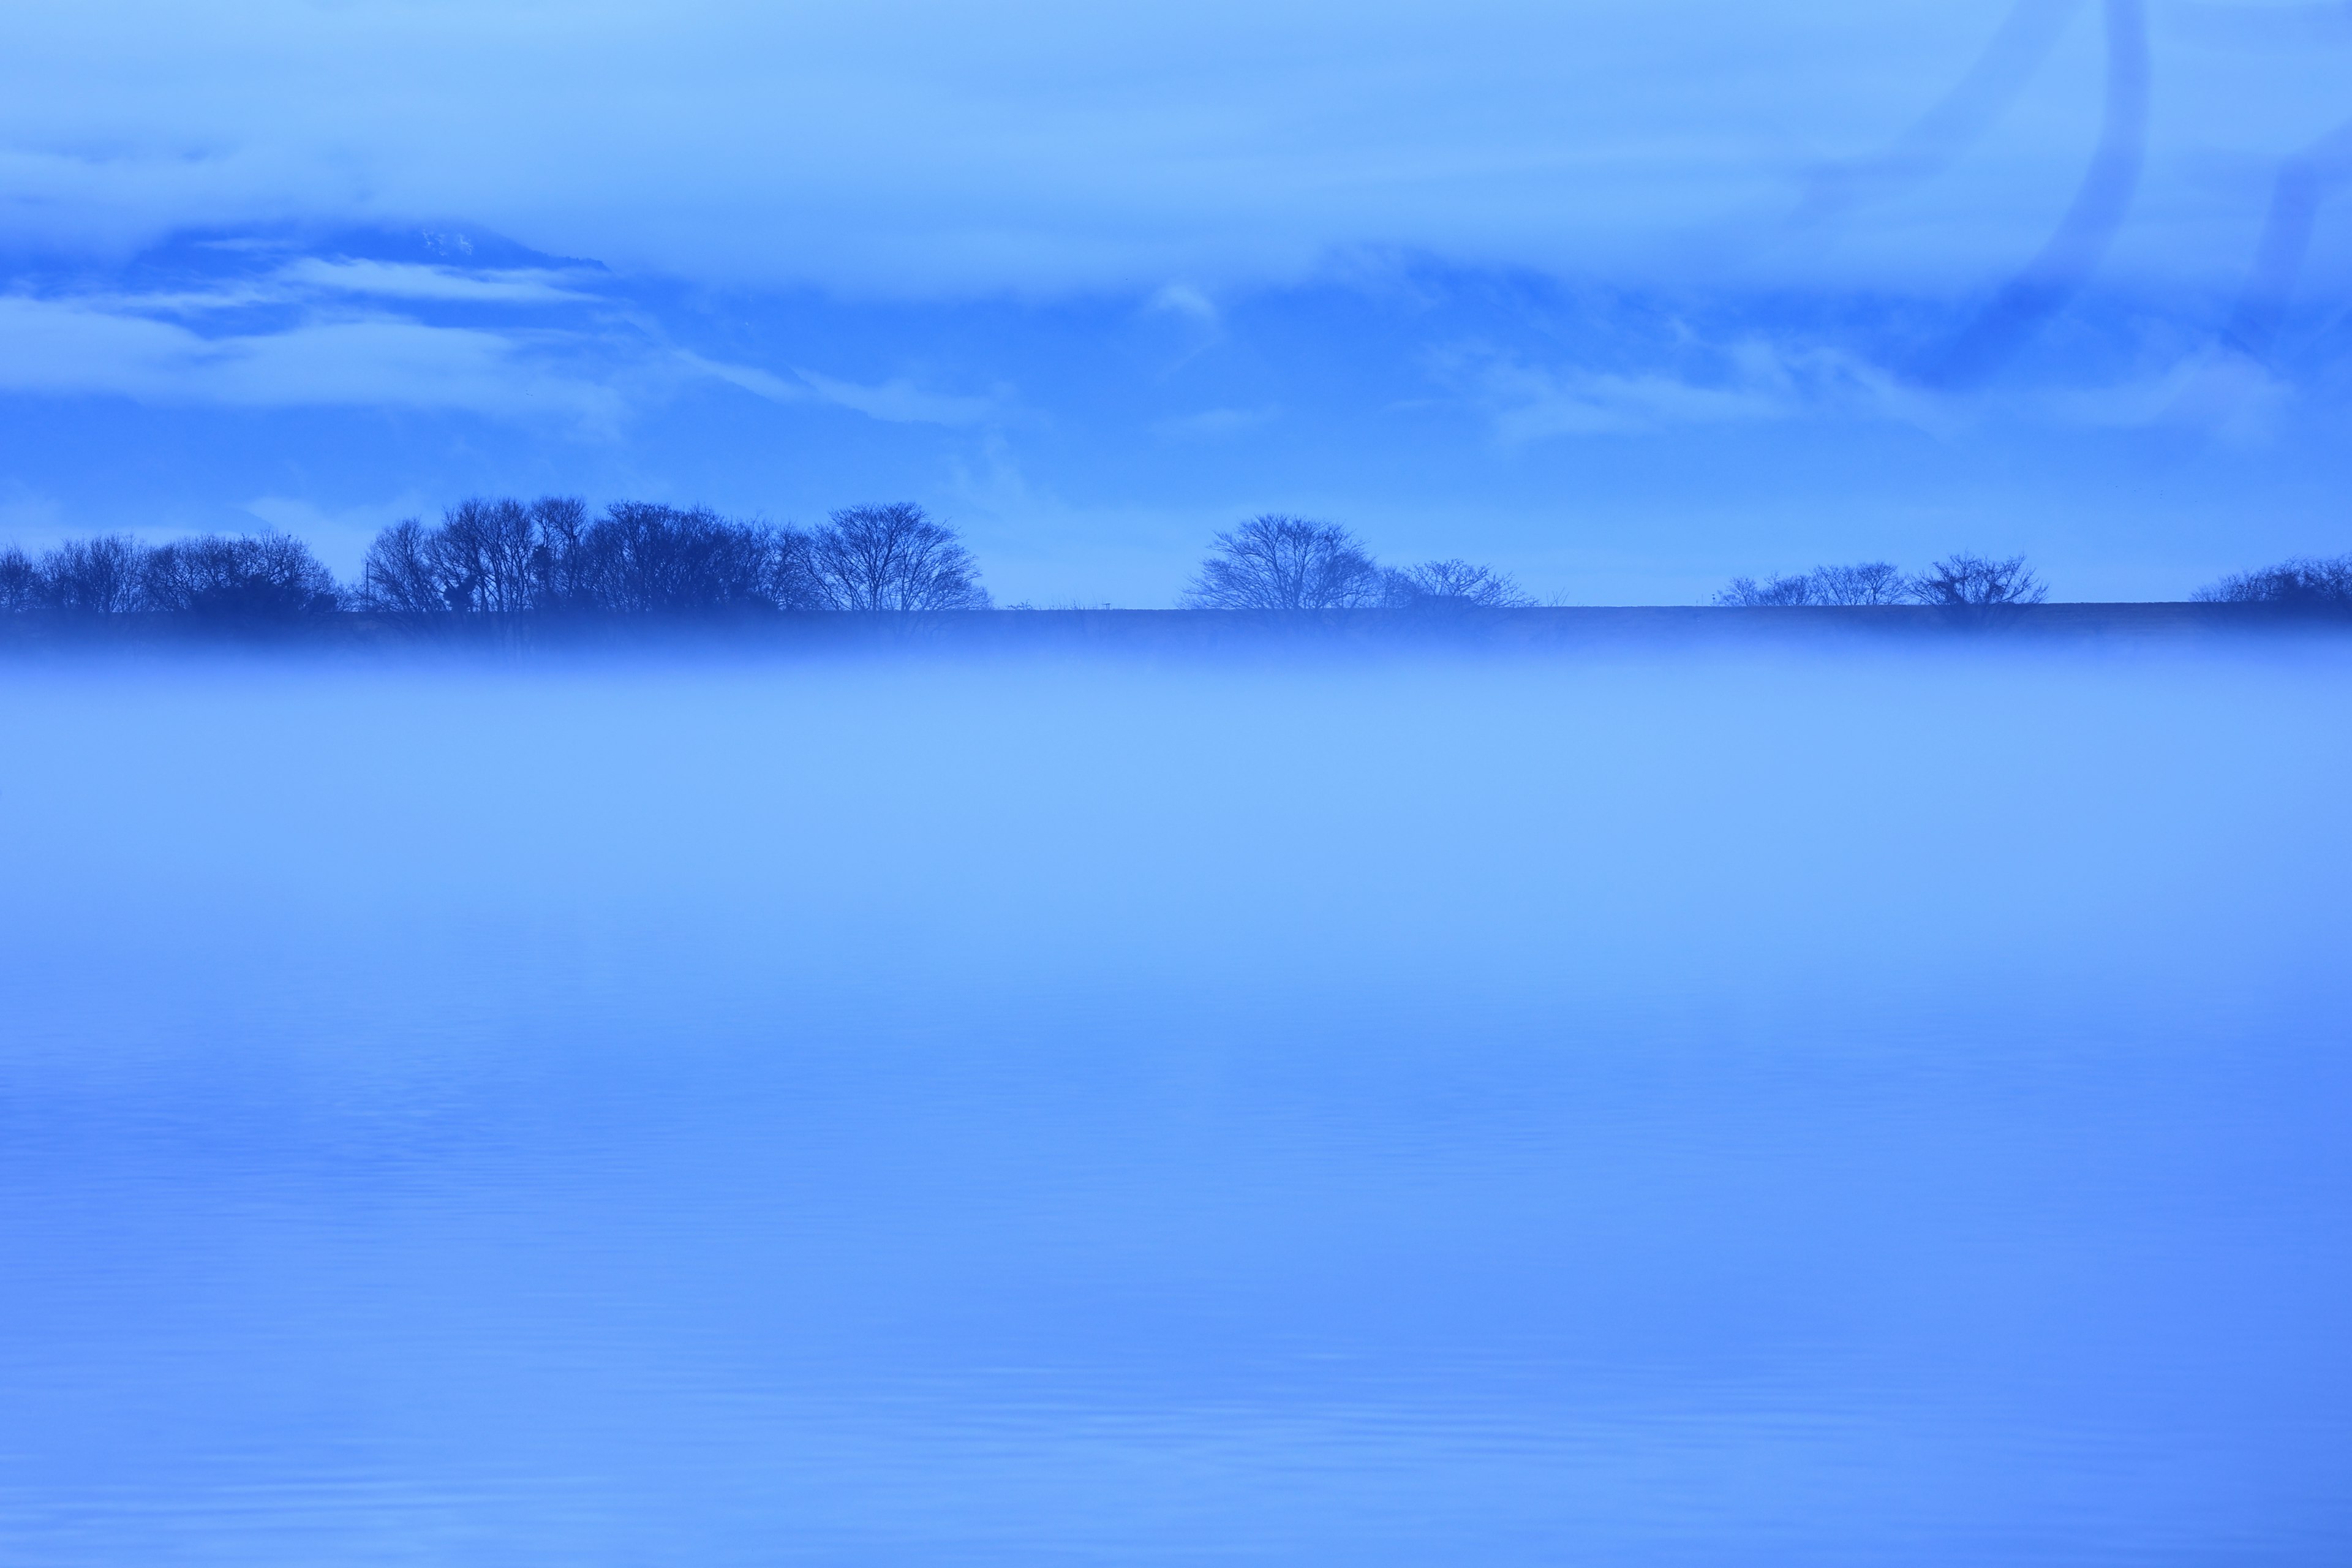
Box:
[4,497,2348,624]
[0,500,988,625]
[1714,551,2352,608]
[360,499,987,619]
[1714,554,2049,607]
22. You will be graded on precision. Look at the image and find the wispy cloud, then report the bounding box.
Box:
[674,351,1017,427]
[790,368,1013,428]
[1150,404,1278,440]
[273,258,598,305]
[0,292,628,421]
[1443,335,1926,441]
[0,252,1023,434]
[1145,284,1219,326]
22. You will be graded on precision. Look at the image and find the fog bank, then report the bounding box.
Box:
[2,645,2348,1563]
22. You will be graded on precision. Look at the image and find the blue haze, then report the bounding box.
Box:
[2,646,2348,1562]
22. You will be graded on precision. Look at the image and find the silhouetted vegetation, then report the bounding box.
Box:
[5,506,2350,645]
[1381,559,1535,609]
[2193,554,2352,606]
[0,530,342,623]
[1185,518,1530,610]
[0,546,37,613]
[1185,516,1387,609]
[1715,572,1819,607]
[1716,556,2044,606]
[1811,562,1913,605]
[358,497,979,622]
[807,503,989,609]
[1910,553,2046,606]
[39,535,150,614]
[360,497,812,622]
[142,533,342,622]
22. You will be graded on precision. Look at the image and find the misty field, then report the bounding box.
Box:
[2,643,2348,1565]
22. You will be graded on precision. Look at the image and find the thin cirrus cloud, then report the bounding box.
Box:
[0,252,1007,428]
[271,258,600,306]
[1443,339,1929,442]
[0,284,630,420]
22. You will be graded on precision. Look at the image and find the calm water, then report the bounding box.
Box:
[2,646,2348,1564]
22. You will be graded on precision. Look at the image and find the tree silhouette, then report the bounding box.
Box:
[141,532,342,622]
[0,546,36,613]
[1183,516,1384,609]
[37,535,148,614]
[1910,554,2048,605]
[809,503,989,610]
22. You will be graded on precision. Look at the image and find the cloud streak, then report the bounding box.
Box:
[0,292,627,420]
[0,248,1011,430]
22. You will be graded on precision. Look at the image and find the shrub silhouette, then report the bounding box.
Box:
[1715,573,1820,607]
[1716,562,1914,606]
[1909,554,2047,606]
[2193,555,2352,606]
[1811,562,1912,605]
[1381,559,1534,609]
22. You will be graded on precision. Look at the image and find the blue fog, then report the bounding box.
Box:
[3,646,2348,1563]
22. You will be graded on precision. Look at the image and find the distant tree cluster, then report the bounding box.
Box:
[9,507,2342,629]
[1715,554,2048,607]
[2193,554,2352,606]
[1182,514,1534,609]
[361,498,989,620]
[0,499,989,630]
[0,532,341,623]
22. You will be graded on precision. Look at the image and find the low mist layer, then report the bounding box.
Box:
[2,644,2348,1564]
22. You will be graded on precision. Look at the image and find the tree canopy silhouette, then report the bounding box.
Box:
[1381,559,1534,609]
[1183,516,1385,609]
[807,503,989,610]
[1909,554,2047,606]
[141,533,342,622]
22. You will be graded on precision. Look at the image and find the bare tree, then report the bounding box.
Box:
[360,497,583,620]
[1909,553,2047,605]
[524,496,594,608]
[1183,515,1385,609]
[359,519,446,620]
[809,503,990,610]
[1714,573,1819,606]
[1716,561,1913,607]
[2193,554,2352,606]
[766,526,825,610]
[362,495,824,626]
[1381,558,1533,608]
[1810,562,1911,605]
[432,497,545,617]
[37,535,149,613]
[141,532,342,622]
[0,546,36,613]
[568,502,783,615]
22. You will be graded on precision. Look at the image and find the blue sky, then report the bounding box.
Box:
[2,0,2348,602]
